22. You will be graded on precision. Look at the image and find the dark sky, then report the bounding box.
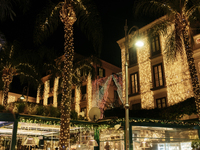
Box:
[7,0,158,97]
[72,0,158,68]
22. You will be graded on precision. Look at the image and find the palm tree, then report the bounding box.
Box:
[0,0,30,21]
[33,0,102,149]
[0,41,39,106]
[135,0,200,118]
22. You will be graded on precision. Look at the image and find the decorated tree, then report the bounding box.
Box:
[33,0,102,149]
[135,0,200,119]
[0,41,39,106]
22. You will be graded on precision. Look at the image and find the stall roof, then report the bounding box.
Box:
[97,117,200,129]
[0,113,199,129]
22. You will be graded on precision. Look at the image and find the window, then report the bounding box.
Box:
[151,35,161,56]
[81,85,87,100]
[81,85,86,94]
[153,64,164,88]
[156,97,166,108]
[130,72,139,94]
[40,99,43,105]
[97,67,105,78]
[48,96,53,105]
[71,89,75,103]
[129,46,137,65]
[49,79,54,93]
[132,103,141,110]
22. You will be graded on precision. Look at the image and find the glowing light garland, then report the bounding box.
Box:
[87,73,92,120]
[44,80,50,106]
[36,85,40,104]
[121,47,126,103]
[160,30,193,105]
[92,76,112,118]
[112,73,124,104]
[53,77,59,107]
[90,74,124,118]
[92,76,112,106]
[137,37,154,109]
[75,86,80,116]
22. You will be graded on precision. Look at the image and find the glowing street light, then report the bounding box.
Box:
[135,40,144,47]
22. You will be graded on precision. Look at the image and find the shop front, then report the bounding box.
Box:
[98,118,200,150]
[0,114,200,150]
[0,113,98,150]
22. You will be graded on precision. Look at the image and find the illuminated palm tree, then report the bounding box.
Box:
[135,0,200,118]
[33,0,102,149]
[0,41,39,106]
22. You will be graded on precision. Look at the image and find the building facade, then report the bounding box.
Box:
[117,17,200,119]
[36,57,122,119]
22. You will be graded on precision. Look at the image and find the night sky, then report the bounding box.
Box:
[4,0,159,97]
[75,0,158,68]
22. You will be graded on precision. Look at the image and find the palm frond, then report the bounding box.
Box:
[73,0,103,56]
[134,0,177,19]
[33,1,63,45]
[147,19,171,38]
[164,29,181,61]
[186,0,200,18]
[0,0,16,21]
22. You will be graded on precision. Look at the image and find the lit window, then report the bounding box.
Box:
[98,67,105,78]
[131,72,139,94]
[48,96,53,105]
[153,64,164,88]
[156,97,166,108]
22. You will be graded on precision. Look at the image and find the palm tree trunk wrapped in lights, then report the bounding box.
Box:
[181,17,200,117]
[59,1,76,149]
[2,71,13,106]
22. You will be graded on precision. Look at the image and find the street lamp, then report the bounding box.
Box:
[124,20,144,150]
[20,85,29,102]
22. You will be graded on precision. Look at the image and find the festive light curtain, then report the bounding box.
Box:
[91,73,123,118]
[112,73,123,104]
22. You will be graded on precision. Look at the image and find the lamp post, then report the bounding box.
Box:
[20,83,29,102]
[124,20,143,150]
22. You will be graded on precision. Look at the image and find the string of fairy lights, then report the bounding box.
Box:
[160,30,194,106]
[137,37,155,109]
[44,80,50,106]
[59,1,77,149]
[53,77,59,107]
[87,73,92,120]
